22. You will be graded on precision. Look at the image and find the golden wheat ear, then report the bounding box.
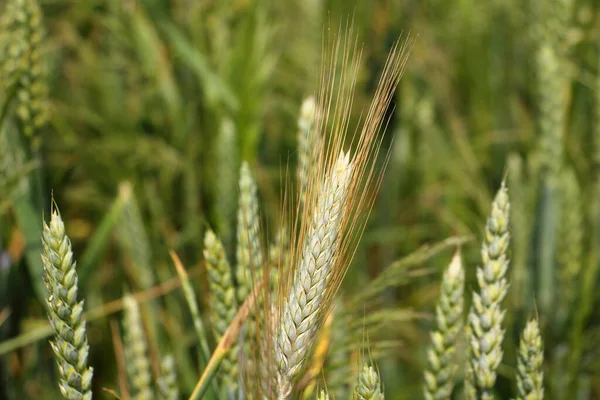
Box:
[249,23,413,400]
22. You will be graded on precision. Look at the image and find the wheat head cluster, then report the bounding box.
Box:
[2,0,585,398]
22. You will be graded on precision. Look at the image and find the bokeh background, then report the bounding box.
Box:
[1,0,599,398]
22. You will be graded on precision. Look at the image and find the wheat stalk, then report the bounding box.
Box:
[203,229,239,395]
[466,182,510,400]
[122,294,153,400]
[276,151,353,398]
[354,364,384,400]
[423,250,464,400]
[515,319,544,400]
[42,206,94,400]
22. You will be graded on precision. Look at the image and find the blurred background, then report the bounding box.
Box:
[1,0,599,398]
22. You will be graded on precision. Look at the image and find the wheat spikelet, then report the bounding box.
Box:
[515,319,544,400]
[276,151,353,397]
[0,0,49,142]
[203,229,239,394]
[466,182,510,400]
[354,364,384,400]
[423,250,465,400]
[122,294,153,400]
[42,206,94,400]
[316,389,330,400]
[157,354,179,400]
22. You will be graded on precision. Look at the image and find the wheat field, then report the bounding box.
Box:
[1,0,599,399]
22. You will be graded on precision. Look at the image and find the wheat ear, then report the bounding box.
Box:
[276,151,353,398]
[157,354,179,400]
[355,364,384,400]
[466,182,510,400]
[515,319,544,400]
[316,389,330,400]
[236,161,263,304]
[42,206,94,400]
[122,294,153,400]
[423,250,465,400]
[203,230,239,394]
[297,96,316,209]
[556,168,582,330]
[0,0,49,141]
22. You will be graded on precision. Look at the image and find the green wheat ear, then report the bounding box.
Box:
[515,319,544,400]
[157,354,179,400]
[355,363,384,400]
[42,205,93,400]
[122,294,153,400]
[423,250,465,400]
[0,0,49,143]
[316,389,330,400]
[236,161,263,304]
[466,182,510,400]
[203,229,239,395]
